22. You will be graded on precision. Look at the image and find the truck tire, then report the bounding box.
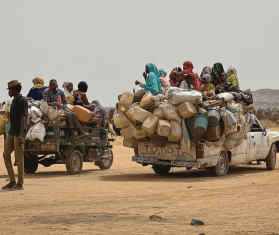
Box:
[96,149,113,169]
[66,150,83,175]
[24,154,38,174]
[266,143,276,170]
[152,165,171,175]
[211,151,229,177]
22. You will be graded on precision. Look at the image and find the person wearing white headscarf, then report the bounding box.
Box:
[227,66,239,89]
[199,74,215,92]
[62,82,73,99]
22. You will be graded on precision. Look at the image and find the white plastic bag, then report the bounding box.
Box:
[26,122,46,142]
[217,93,234,101]
[30,106,43,123]
[165,87,202,105]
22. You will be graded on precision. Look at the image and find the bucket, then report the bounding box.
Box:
[208,109,221,126]
[250,114,256,124]
[185,117,204,141]
[206,125,222,141]
[194,115,209,135]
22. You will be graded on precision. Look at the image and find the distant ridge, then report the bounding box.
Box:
[252,89,279,109]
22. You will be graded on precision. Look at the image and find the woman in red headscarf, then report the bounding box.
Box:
[169,69,178,87]
[182,61,201,91]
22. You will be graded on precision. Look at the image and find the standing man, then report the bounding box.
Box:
[2,80,28,190]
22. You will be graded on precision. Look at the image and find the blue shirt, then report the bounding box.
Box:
[27,86,47,101]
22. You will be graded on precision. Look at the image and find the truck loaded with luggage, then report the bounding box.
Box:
[113,88,279,177]
[0,98,115,175]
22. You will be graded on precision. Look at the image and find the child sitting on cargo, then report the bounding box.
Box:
[180,74,195,89]
[216,73,231,94]
[199,74,215,93]
[175,72,185,87]
[169,69,178,87]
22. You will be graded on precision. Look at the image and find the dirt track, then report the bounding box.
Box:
[0,135,279,235]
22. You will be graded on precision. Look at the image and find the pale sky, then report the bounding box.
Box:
[0,0,278,107]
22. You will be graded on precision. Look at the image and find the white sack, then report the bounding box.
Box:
[26,122,46,142]
[165,87,202,105]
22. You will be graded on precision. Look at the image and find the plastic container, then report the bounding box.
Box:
[194,115,209,135]
[142,114,160,136]
[120,125,134,139]
[133,89,146,103]
[168,120,182,142]
[185,117,204,142]
[123,137,139,149]
[119,92,134,109]
[208,109,221,126]
[0,115,7,135]
[130,123,146,139]
[73,105,93,122]
[157,119,171,137]
[206,125,222,141]
[113,113,130,128]
[178,102,197,119]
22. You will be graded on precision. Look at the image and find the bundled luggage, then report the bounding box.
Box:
[114,86,257,152]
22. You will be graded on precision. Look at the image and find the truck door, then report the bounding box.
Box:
[246,119,268,162]
[231,139,249,164]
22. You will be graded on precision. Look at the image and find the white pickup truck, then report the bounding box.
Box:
[132,117,278,176]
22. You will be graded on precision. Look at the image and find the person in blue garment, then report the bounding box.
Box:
[26,77,47,100]
[135,63,162,96]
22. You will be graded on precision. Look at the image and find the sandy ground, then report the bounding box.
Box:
[0,134,279,235]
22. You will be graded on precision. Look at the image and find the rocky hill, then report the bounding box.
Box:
[252,89,279,109]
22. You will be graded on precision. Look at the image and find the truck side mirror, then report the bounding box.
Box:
[262,128,267,136]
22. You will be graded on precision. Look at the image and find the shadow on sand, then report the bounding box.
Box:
[0,169,98,180]
[100,165,274,183]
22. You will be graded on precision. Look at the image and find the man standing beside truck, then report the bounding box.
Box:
[2,80,28,190]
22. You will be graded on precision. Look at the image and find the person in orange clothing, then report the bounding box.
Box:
[182,61,201,91]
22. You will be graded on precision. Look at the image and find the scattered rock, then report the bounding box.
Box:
[252,182,255,185]
[149,215,162,222]
[199,233,205,235]
[187,185,193,188]
[171,217,176,220]
[190,219,204,225]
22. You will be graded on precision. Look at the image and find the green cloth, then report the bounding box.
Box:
[228,75,238,87]
[143,63,162,96]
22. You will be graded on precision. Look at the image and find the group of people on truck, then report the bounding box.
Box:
[134,61,252,104]
[1,77,106,190]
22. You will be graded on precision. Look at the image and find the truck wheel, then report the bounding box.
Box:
[211,151,229,177]
[66,150,83,175]
[266,143,276,170]
[152,165,171,175]
[96,149,113,169]
[24,154,38,174]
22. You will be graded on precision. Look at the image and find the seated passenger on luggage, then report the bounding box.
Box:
[62,82,74,101]
[135,63,162,96]
[227,66,240,89]
[169,69,178,87]
[68,81,90,106]
[26,77,47,101]
[199,74,215,93]
[86,100,106,126]
[43,79,92,140]
[158,69,170,95]
[180,74,195,90]
[216,73,231,94]
[175,72,185,87]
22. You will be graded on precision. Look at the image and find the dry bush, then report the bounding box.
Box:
[261,119,279,131]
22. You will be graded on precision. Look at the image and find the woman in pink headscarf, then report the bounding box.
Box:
[182,61,201,91]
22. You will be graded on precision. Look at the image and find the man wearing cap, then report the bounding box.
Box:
[2,80,28,190]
